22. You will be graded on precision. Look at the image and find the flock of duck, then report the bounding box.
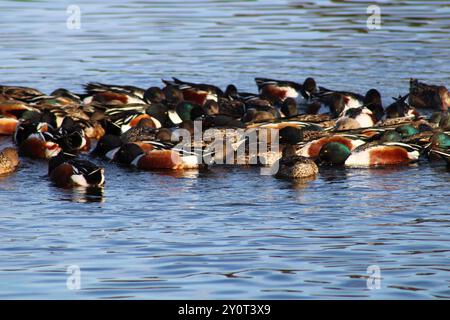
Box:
[0,77,449,187]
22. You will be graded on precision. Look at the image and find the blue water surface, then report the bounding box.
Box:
[0,0,449,299]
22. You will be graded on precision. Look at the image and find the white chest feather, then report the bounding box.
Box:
[345,150,371,167]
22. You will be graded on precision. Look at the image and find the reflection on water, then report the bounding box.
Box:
[58,186,105,203]
[1,0,450,299]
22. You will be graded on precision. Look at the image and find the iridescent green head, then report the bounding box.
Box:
[176,102,196,121]
[319,142,351,165]
[396,124,419,138]
[432,132,450,149]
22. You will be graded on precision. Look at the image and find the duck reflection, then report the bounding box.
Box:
[65,186,105,203]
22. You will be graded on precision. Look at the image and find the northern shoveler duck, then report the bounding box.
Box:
[246,119,323,132]
[298,134,367,158]
[91,134,124,159]
[275,144,318,179]
[217,99,245,119]
[364,89,385,122]
[83,82,150,105]
[0,101,36,119]
[313,87,365,117]
[385,94,419,119]
[409,78,450,111]
[279,126,304,144]
[0,147,19,175]
[14,120,62,159]
[427,132,450,163]
[0,85,45,102]
[0,116,19,135]
[48,153,105,188]
[103,105,164,134]
[395,124,419,138]
[429,148,450,165]
[162,77,224,106]
[243,109,276,123]
[280,98,298,117]
[329,89,384,129]
[52,117,91,154]
[255,77,318,104]
[17,132,62,159]
[113,142,201,170]
[319,141,421,167]
[335,106,377,130]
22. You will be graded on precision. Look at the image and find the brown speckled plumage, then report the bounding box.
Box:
[0,147,20,175]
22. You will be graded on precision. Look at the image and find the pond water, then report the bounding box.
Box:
[0,0,449,299]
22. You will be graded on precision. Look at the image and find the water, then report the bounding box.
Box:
[1,0,450,299]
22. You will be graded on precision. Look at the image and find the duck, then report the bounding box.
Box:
[17,133,62,159]
[13,120,63,159]
[48,152,105,188]
[0,100,36,119]
[0,85,45,102]
[385,94,419,119]
[0,147,20,175]
[113,142,201,170]
[313,87,365,117]
[103,105,164,135]
[364,89,385,122]
[409,78,450,111]
[334,106,377,130]
[246,119,323,132]
[52,117,91,154]
[83,82,148,105]
[280,98,298,117]
[428,132,450,163]
[91,134,124,159]
[275,144,318,179]
[162,77,224,106]
[255,77,318,105]
[298,134,367,158]
[319,141,421,167]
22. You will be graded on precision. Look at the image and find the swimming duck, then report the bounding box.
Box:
[385,94,419,119]
[364,89,385,122]
[255,77,318,104]
[91,134,124,159]
[427,132,450,163]
[162,78,224,106]
[52,117,91,154]
[280,98,298,117]
[319,141,421,167]
[409,78,450,111]
[0,85,45,102]
[275,144,318,179]
[113,142,201,170]
[0,101,36,119]
[83,82,150,105]
[14,120,62,159]
[48,152,105,188]
[103,105,163,134]
[18,132,62,159]
[335,106,377,130]
[0,147,20,175]
[313,87,365,116]
[298,134,367,159]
